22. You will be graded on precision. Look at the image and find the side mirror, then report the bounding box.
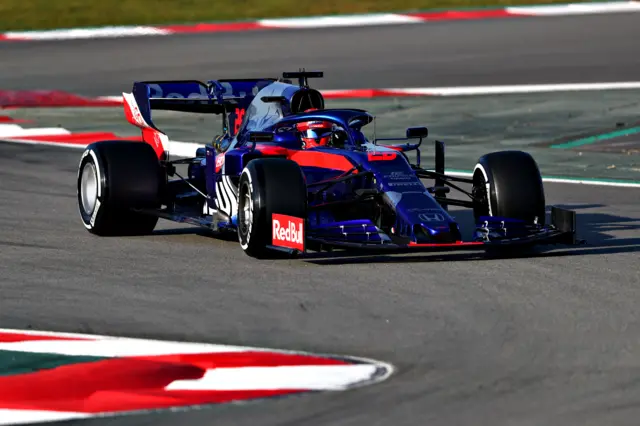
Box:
[260,96,288,104]
[406,127,429,139]
[248,131,274,142]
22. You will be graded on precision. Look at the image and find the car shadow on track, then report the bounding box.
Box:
[303,205,640,265]
[150,227,238,241]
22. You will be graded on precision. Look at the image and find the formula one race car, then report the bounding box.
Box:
[76,70,579,258]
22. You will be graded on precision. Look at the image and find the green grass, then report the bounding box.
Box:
[1,0,576,32]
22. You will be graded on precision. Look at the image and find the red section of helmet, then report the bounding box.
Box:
[295,120,332,132]
[301,135,331,148]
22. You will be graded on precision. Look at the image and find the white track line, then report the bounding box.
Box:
[0,410,91,426]
[390,82,640,95]
[258,13,424,28]
[508,1,640,15]
[446,171,640,188]
[0,124,71,137]
[166,365,380,391]
[3,26,171,41]
[0,338,250,357]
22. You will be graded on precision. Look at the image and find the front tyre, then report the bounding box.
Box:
[77,141,162,236]
[472,150,546,225]
[237,158,307,258]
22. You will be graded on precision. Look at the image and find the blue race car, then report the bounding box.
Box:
[76,71,578,258]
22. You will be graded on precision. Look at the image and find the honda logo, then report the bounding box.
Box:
[418,212,445,222]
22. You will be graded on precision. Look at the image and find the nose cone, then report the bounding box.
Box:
[413,223,461,243]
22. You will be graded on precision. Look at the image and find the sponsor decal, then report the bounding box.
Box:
[233,108,246,134]
[367,152,397,161]
[150,130,162,150]
[130,104,145,127]
[141,128,167,158]
[89,199,101,227]
[272,214,305,251]
[147,83,209,100]
[388,181,422,187]
[386,171,413,180]
[215,154,225,170]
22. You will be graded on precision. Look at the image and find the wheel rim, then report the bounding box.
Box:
[472,173,490,219]
[80,162,98,215]
[239,182,253,237]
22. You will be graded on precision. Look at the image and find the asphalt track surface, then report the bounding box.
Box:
[1,13,640,96]
[1,11,640,426]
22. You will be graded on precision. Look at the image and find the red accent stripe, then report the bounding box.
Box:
[289,150,355,172]
[322,89,436,99]
[322,89,390,99]
[136,351,349,369]
[254,144,290,156]
[379,144,405,151]
[0,115,30,123]
[408,241,484,247]
[141,128,167,160]
[407,9,516,20]
[0,350,349,413]
[160,22,263,33]
[0,332,92,342]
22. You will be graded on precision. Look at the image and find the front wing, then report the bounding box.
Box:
[269,207,580,256]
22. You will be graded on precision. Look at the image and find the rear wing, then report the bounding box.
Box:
[122,80,241,160]
[122,76,315,159]
[123,80,234,126]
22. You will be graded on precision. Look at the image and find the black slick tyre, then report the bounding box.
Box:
[77,141,162,236]
[237,158,307,258]
[472,150,546,225]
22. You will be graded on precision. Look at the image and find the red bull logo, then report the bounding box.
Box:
[272,214,304,251]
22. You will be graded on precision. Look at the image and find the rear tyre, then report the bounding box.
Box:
[472,150,546,225]
[237,158,307,258]
[77,141,162,236]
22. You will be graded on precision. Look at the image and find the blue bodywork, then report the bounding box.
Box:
[127,72,577,252]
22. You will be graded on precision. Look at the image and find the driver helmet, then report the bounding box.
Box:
[295,120,334,149]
